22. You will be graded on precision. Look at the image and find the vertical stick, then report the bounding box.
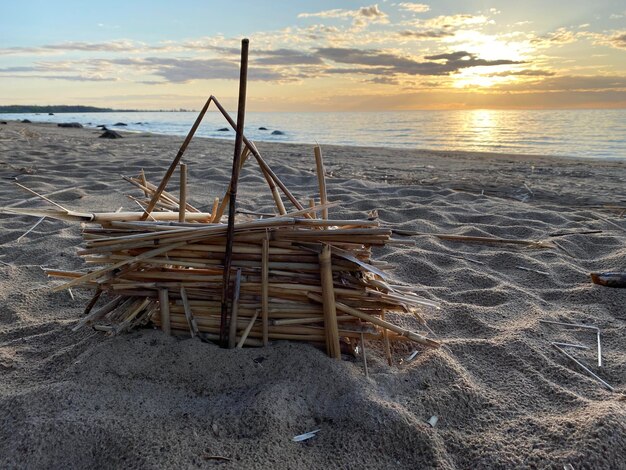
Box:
[178,163,187,223]
[262,237,269,346]
[220,38,249,347]
[309,198,316,218]
[597,330,602,367]
[319,244,341,359]
[228,269,242,348]
[210,197,220,223]
[139,169,149,197]
[180,286,198,337]
[382,311,392,366]
[314,145,328,220]
[360,333,369,378]
[158,288,171,335]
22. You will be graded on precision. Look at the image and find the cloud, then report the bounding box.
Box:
[0,40,139,56]
[298,4,389,26]
[578,30,626,51]
[488,69,555,77]
[494,75,626,92]
[408,14,492,29]
[365,76,401,85]
[398,30,454,39]
[397,3,430,13]
[523,75,626,91]
[0,73,116,82]
[610,32,626,49]
[317,48,523,76]
[0,55,293,84]
[252,49,324,66]
[531,27,581,47]
[129,57,286,83]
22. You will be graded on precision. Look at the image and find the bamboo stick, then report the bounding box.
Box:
[314,146,328,221]
[52,240,189,292]
[17,216,45,242]
[124,176,200,213]
[71,296,122,331]
[180,286,198,337]
[210,96,306,213]
[228,269,242,348]
[552,344,614,391]
[139,169,149,197]
[221,38,250,347]
[210,197,220,223]
[272,315,352,326]
[158,288,171,335]
[262,237,269,346]
[178,163,187,223]
[140,95,214,220]
[307,293,439,349]
[319,245,341,359]
[214,146,251,222]
[360,332,369,378]
[382,311,392,366]
[237,310,259,348]
[81,289,102,318]
[15,182,69,212]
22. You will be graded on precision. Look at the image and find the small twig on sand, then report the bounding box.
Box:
[540,320,602,367]
[552,344,614,392]
[14,182,69,211]
[392,229,555,249]
[360,332,369,378]
[202,455,232,462]
[516,265,549,276]
[596,214,626,233]
[17,216,45,242]
[552,342,590,350]
[549,230,603,237]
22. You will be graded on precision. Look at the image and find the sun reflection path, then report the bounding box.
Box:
[459,109,501,147]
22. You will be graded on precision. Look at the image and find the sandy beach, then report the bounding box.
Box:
[0,121,625,469]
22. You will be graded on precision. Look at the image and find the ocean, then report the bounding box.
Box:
[2,109,625,159]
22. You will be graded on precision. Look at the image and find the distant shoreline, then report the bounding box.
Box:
[0,105,193,113]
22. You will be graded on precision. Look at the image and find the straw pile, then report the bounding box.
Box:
[4,95,440,359]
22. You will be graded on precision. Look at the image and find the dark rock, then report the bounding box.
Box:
[96,124,107,128]
[271,130,285,135]
[48,112,54,115]
[21,119,31,123]
[258,127,268,130]
[0,121,7,125]
[217,127,230,132]
[134,122,143,125]
[57,122,83,128]
[99,129,123,139]
[113,122,127,126]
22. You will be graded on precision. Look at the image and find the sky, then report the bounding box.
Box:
[1,0,625,111]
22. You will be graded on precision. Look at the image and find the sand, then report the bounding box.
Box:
[0,120,625,469]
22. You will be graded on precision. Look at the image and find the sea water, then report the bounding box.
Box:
[2,109,624,159]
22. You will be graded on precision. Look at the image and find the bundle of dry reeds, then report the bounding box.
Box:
[42,163,439,356]
[3,89,440,361]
